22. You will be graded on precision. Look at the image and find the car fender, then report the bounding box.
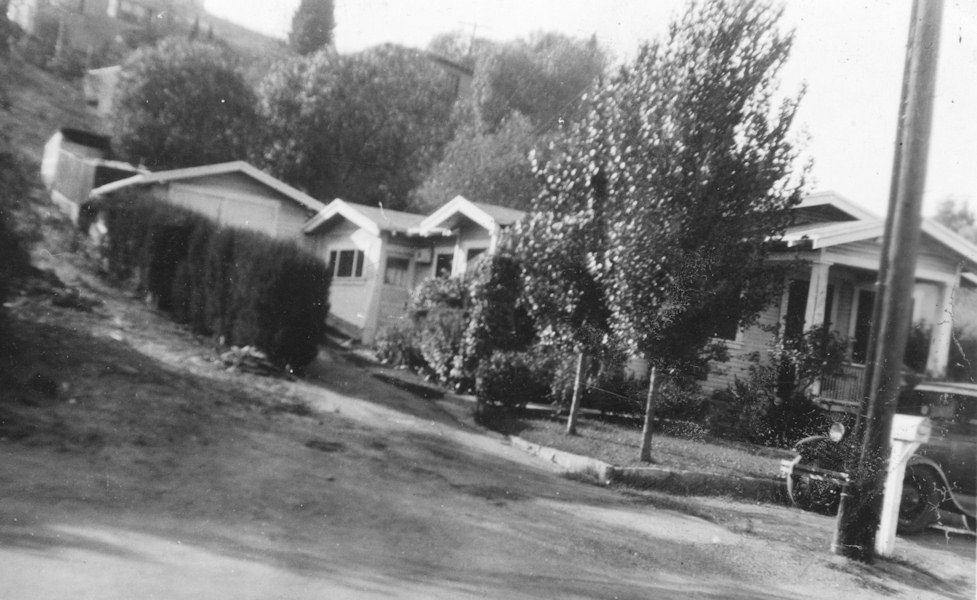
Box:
[792,435,829,452]
[906,456,974,518]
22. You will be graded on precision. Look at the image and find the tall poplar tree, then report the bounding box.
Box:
[524,0,806,453]
[289,0,335,55]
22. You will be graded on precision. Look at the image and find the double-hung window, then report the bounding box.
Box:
[329,249,364,279]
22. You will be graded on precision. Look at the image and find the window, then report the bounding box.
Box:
[434,253,453,278]
[328,249,364,279]
[466,248,486,265]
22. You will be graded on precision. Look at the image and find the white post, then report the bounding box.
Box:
[803,260,831,330]
[926,274,958,376]
[876,415,931,557]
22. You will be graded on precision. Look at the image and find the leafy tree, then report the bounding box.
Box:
[934,197,976,243]
[289,0,335,55]
[410,113,539,212]
[535,0,805,456]
[112,39,258,169]
[414,32,605,212]
[256,44,456,210]
[509,143,614,434]
[466,32,607,134]
[426,30,492,71]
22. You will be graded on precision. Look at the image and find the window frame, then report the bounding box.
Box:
[328,248,365,280]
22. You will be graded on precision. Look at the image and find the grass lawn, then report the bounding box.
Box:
[508,413,794,479]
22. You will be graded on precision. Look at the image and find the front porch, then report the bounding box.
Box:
[779,220,965,410]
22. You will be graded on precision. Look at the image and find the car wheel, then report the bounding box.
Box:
[787,456,840,514]
[897,467,941,535]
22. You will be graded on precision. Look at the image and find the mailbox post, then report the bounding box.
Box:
[876,414,932,556]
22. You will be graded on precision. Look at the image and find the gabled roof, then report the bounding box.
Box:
[303,199,426,236]
[90,161,327,213]
[796,191,879,222]
[782,220,884,249]
[416,195,526,234]
[782,216,977,273]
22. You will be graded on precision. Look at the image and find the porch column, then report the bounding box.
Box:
[488,224,499,254]
[803,260,832,331]
[926,275,958,376]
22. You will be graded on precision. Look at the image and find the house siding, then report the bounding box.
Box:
[162,174,316,241]
[701,303,780,396]
[307,220,382,339]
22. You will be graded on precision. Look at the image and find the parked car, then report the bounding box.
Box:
[781,381,977,534]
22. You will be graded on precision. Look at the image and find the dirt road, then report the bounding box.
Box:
[1,256,974,599]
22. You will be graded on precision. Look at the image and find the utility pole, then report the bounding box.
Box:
[832,0,943,562]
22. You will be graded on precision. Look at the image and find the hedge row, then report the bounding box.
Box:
[0,146,33,354]
[101,192,330,370]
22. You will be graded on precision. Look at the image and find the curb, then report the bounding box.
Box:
[509,435,787,504]
[508,436,615,482]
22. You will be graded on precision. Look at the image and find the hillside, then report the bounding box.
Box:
[200,9,292,77]
[0,58,105,165]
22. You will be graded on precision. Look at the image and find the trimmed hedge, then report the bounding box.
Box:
[0,146,33,354]
[475,351,545,409]
[101,192,330,370]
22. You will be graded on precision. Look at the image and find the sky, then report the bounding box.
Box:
[203,0,977,218]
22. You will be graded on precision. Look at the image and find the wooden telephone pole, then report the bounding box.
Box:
[832,0,944,562]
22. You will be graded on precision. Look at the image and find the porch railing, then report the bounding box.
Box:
[818,363,866,410]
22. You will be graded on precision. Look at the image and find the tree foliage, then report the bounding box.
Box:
[256,44,456,210]
[934,197,976,243]
[414,32,606,211]
[289,0,335,55]
[112,39,258,169]
[466,32,607,134]
[556,0,804,372]
[411,113,539,212]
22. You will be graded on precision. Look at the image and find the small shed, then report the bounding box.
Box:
[41,128,113,189]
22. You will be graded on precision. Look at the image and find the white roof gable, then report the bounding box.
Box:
[416,195,526,235]
[90,161,327,213]
[303,199,425,236]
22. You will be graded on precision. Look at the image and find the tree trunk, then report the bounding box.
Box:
[566,351,587,435]
[639,366,658,462]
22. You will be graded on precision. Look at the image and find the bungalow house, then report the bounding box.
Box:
[303,195,526,343]
[703,191,977,410]
[88,161,327,241]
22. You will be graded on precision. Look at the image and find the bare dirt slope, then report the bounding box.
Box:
[0,234,972,600]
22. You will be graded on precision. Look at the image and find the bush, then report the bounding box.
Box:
[416,306,469,387]
[408,275,469,315]
[375,276,472,388]
[475,351,548,409]
[374,321,425,370]
[0,144,33,354]
[461,254,534,375]
[715,327,847,447]
[100,192,331,370]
